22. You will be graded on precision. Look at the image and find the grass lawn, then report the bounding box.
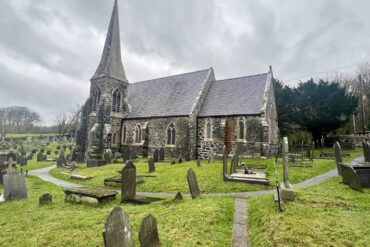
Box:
[0,176,234,247]
[248,177,370,247]
[49,148,362,194]
[4,133,57,138]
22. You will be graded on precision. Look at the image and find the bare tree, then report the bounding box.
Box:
[54,105,81,142]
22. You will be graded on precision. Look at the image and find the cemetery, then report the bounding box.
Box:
[2,0,370,246]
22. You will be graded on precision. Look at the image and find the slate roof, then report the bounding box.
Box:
[198,73,269,117]
[125,69,211,119]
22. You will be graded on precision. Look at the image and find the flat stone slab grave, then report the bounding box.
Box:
[225,172,269,185]
[64,187,117,204]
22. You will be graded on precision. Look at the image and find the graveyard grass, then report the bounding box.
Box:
[248,176,370,247]
[49,148,362,193]
[0,176,233,247]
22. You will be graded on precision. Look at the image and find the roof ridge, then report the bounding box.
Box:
[215,72,268,83]
[130,68,211,84]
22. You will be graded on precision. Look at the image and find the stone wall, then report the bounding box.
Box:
[120,117,191,159]
[197,115,267,159]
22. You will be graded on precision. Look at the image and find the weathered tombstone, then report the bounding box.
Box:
[222,145,228,181]
[148,157,155,173]
[121,161,136,201]
[103,206,133,247]
[131,150,137,160]
[57,148,66,168]
[334,142,343,175]
[46,150,51,155]
[280,137,296,202]
[37,151,46,162]
[282,137,291,188]
[229,147,238,174]
[174,192,183,201]
[153,149,159,163]
[159,147,165,161]
[187,168,200,199]
[139,214,160,247]
[363,141,370,163]
[104,150,112,164]
[178,154,183,164]
[197,157,201,167]
[39,193,52,204]
[18,156,27,166]
[3,157,27,200]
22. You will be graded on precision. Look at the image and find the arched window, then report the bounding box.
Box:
[239,118,245,140]
[122,125,127,143]
[135,124,142,143]
[205,119,212,139]
[167,123,176,145]
[112,89,122,113]
[91,87,101,111]
[112,133,116,145]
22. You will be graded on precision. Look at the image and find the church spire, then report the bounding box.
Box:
[92,0,128,82]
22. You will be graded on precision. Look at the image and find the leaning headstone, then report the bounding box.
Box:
[39,193,52,204]
[103,206,133,247]
[363,141,370,163]
[139,214,160,247]
[187,168,200,199]
[153,149,159,163]
[334,142,343,175]
[159,147,165,161]
[148,157,155,173]
[121,161,136,201]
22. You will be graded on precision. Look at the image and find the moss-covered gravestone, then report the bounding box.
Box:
[103,206,133,247]
[121,161,136,201]
[139,214,160,247]
[148,157,155,173]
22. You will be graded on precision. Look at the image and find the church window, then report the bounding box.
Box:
[122,125,127,143]
[92,87,101,111]
[112,89,122,112]
[135,124,142,143]
[205,119,212,140]
[167,123,176,145]
[239,118,245,140]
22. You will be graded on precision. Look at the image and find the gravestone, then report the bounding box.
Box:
[104,151,112,164]
[39,193,52,204]
[334,142,343,175]
[282,137,291,188]
[46,150,51,155]
[103,206,133,247]
[197,157,201,167]
[27,153,33,160]
[148,157,155,173]
[178,154,183,164]
[159,147,165,161]
[121,161,136,201]
[57,148,66,168]
[131,150,137,160]
[18,156,27,166]
[222,145,228,181]
[139,214,160,247]
[153,149,159,163]
[3,157,27,200]
[230,147,238,174]
[363,141,370,163]
[174,192,183,201]
[37,151,46,162]
[187,168,200,199]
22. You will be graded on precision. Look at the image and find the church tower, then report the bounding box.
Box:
[76,0,128,165]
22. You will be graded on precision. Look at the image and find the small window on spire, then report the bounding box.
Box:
[112,89,122,112]
[91,88,101,111]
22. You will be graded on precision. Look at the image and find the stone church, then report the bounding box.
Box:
[74,0,278,164]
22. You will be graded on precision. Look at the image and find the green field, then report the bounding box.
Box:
[49,148,361,193]
[0,176,233,247]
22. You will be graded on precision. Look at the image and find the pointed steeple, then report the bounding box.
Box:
[92,0,128,82]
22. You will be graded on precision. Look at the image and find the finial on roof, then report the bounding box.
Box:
[269,65,272,73]
[92,0,128,82]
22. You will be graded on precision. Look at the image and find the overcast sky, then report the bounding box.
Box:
[1,0,370,125]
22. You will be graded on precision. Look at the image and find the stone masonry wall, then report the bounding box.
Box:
[197,115,266,159]
[120,117,190,159]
